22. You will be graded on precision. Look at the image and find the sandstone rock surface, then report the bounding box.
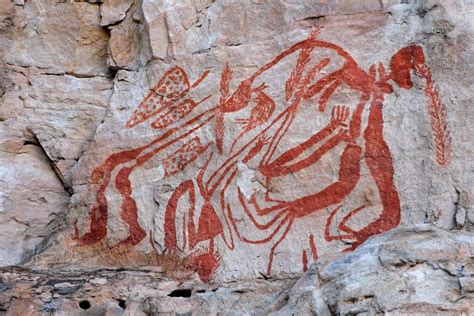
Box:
[0,0,473,314]
[0,226,471,314]
[1,0,113,266]
[269,226,474,315]
[58,0,473,282]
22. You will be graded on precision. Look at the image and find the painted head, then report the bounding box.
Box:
[389,45,425,89]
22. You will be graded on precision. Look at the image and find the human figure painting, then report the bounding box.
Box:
[74,29,451,282]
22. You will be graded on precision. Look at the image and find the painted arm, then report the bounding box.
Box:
[259,105,350,177]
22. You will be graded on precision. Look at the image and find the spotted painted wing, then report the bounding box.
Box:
[126,66,191,128]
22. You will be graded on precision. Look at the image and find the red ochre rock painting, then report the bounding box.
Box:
[74,29,451,282]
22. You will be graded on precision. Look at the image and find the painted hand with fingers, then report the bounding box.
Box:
[329,105,350,131]
[330,105,356,144]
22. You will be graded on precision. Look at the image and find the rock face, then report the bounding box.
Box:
[0,0,112,265]
[0,0,473,314]
[0,226,471,314]
[269,226,474,315]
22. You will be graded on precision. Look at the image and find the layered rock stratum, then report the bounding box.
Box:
[0,0,473,314]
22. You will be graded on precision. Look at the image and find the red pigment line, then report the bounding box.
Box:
[266,215,294,275]
[302,250,308,272]
[309,234,318,261]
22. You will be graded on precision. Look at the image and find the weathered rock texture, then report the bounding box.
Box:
[1,0,113,266]
[269,226,474,315]
[0,226,472,314]
[1,0,473,314]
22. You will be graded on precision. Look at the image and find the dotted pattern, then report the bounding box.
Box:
[151,99,197,130]
[161,137,208,176]
[126,67,190,127]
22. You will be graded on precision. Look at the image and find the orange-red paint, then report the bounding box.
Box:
[75,29,449,282]
[414,62,452,167]
[231,91,275,152]
[302,250,308,272]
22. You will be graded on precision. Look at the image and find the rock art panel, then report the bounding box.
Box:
[73,29,451,282]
